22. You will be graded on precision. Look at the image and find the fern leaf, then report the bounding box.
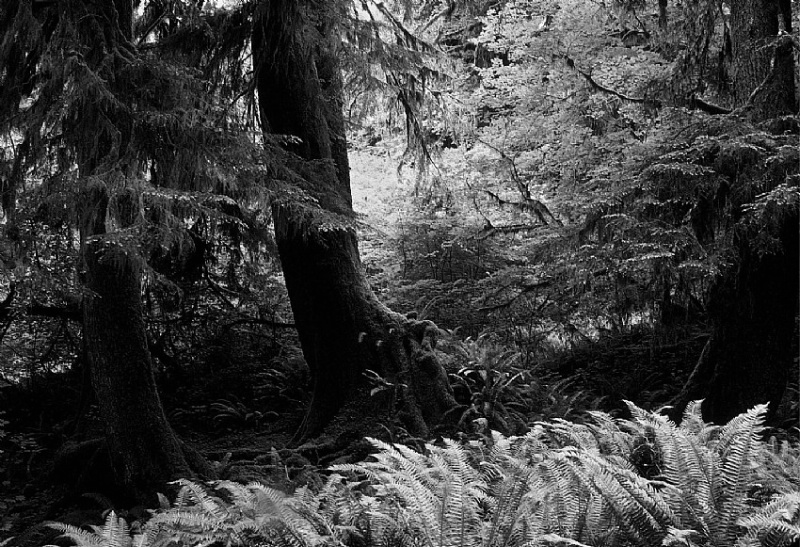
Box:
[46,523,107,547]
[737,491,800,547]
[171,479,228,520]
[714,405,768,547]
[681,400,705,430]
[534,455,583,537]
[631,402,714,532]
[47,512,132,547]
[484,461,535,547]
[98,512,131,547]
[563,449,672,545]
[586,410,635,458]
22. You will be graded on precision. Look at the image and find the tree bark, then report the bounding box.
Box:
[273,209,456,441]
[730,0,797,117]
[658,0,667,30]
[82,237,204,502]
[253,0,455,442]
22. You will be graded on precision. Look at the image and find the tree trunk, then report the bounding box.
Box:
[253,0,455,442]
[82,237,202,502]
[672,209,799,425]
[672,1,798,424]
[73,0,212,501]
[730,0,797,117]
[274,210,456,441]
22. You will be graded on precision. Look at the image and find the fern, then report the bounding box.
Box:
[758,437,800,495]
[537,447,673,546]
[480,434,539,547]
[46,512,140,547]
[714,404,769,546]
[532,451,585,540]
[144,480,330,547]
[334,426,676,547]
[738,492,800,547]
[332,434,554,547]
[46,403,800,547]
[333,438,486,547]
[624,400,776,547]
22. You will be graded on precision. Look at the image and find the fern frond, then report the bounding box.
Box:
[47,512,132,547]
[585,410,635,458]
[557,448,673,546]
[46,524,108,547]
[538,419,599,450]
[484,463,536,547]
[434,440,484,547]
[758,438,800,494]
[96,513,131,547]
[539,533,594,547]
[625,400,670,425]
[534,453,584,538]
[716,404,768,461]
[680,400,724,446]
[626,400,715,533]
[714,404,768,547]
[171,479,229,520]
[738,492,800,547]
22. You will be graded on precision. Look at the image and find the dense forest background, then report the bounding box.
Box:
[0,0,798,545]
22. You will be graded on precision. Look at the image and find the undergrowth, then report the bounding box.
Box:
[43,402,800,547]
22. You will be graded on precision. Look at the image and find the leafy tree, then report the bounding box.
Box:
[412,0,798,423]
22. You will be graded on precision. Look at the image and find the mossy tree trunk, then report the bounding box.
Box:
[673,1,798,425]
[730,0,797,117]
[74,0,211,502]
[82,235,199,502]
[253,0,455,442]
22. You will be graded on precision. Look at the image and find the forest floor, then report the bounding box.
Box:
[0,146,409,540]
[0,146,794,544]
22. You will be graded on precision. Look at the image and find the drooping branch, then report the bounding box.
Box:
[222,316,296,330]
[683,33,796,117]
[477,279,553,312]
[371,1,440,53]
[565,55,660,108]
[475,138,561,226]
[482,190,557,226]
[566,55,737,115]
[477,222,547,239]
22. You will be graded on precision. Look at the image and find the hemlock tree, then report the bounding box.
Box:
[252,0,456,442]
[74,0,207,501]
[0,0,241,500]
